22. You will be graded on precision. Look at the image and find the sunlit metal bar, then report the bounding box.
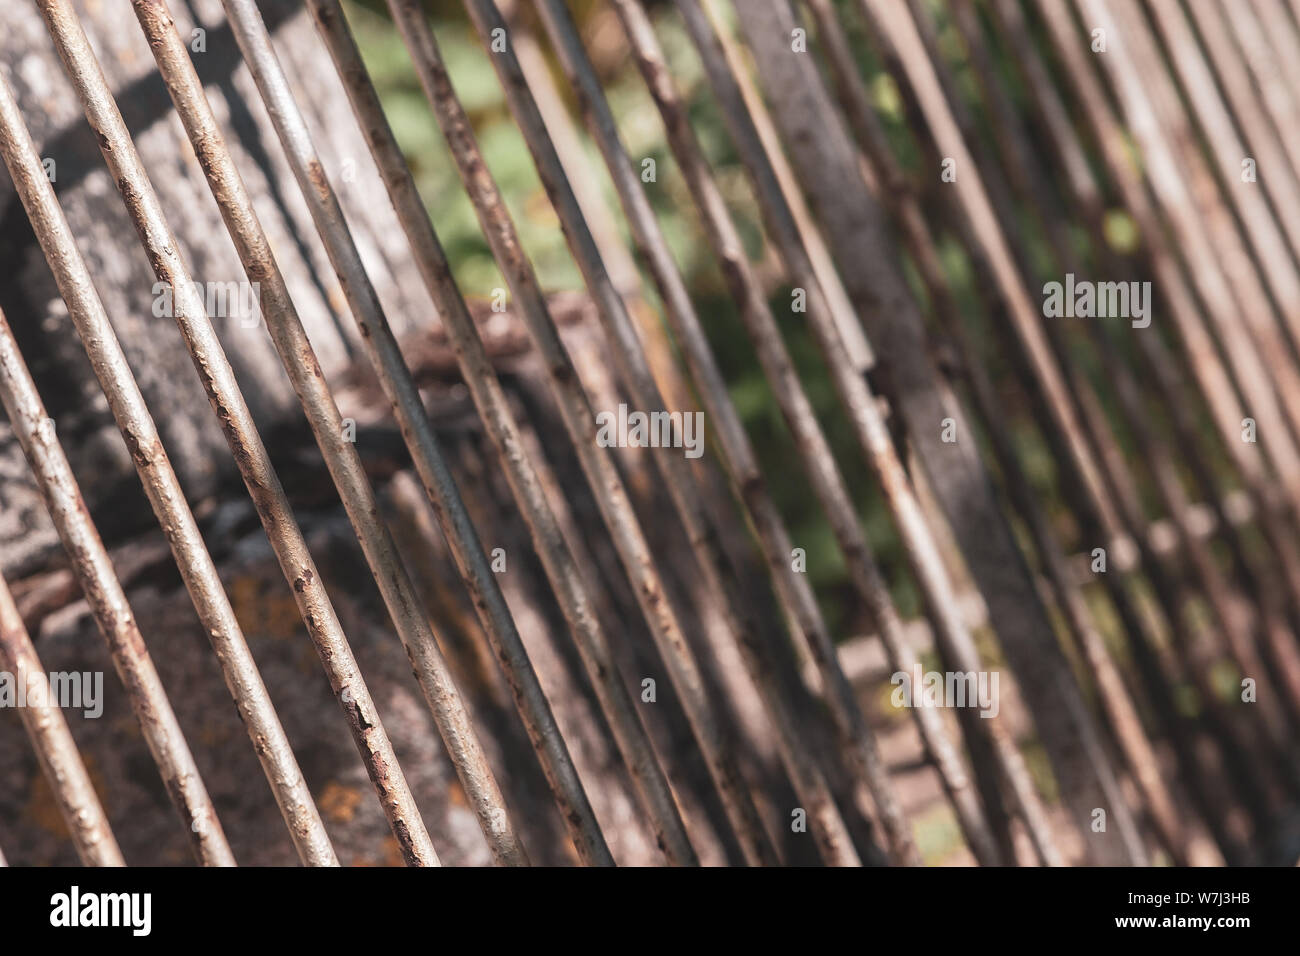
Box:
[944,0,1300,747]
[534,0,923,865]
[732,0,1143,864]
[0,540,122,865]
[132,0,553,868]
[1074,0,1300,803]
[916,0,1292,767]
[886,0,1283,824]
[120,0,529,867]
[1147,0,1300,351]
[34,0,336,867]
[605,0,1034,866]
[514,0,868,868]
[1059,0,1300,500]
[303,0,696,865]
[1022,0,1291,851]
[389,0,779,866]
[113,0,441,868]
[0,72,237,868]
[806,0,1198,861]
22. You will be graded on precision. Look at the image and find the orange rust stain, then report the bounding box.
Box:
[318,780,364,824]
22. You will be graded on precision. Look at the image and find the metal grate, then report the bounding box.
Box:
[2,0,1300,867]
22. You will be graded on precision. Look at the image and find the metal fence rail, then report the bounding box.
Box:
[2,0,1300,866]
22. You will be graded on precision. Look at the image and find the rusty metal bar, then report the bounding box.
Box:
[1025,0,1296,846]
[1065,0,1300,497]
[1146,0,1300,355]
[34,0,337,867]
[0,71,240,868]
[0,535,122,866]
[808,0,1201,855]
[115,0,443,869]
[641,0,1045,867]
[671,0,1051,867]
[389,0,780,866]
[134,0,572,867]
[493,0,865,868]
[170,0,534,867]
[302,0,696,865]
[871,0,1284,824]
[733,0,1143,864]
[945,0,1300,745]
[1193,0,1300,269]
[540,0,988,865]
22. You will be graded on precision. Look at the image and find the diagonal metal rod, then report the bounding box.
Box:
[134,0,571,867]
[0,70,239,868]
[881,0,1282,823]
[893,0,1286,818]
[198,0,533,867]
[644,0,1047,867]
[119,0,440,867]
[734,0,1141,864]
[521,0,868,868]
[303,0,695,865]
[35,0,337,867]
[1024,0,1300,617]
[210,0,608,866]
[945,0,1300,753]
[1025,0,1292,843]
[390,0,779,866]
[806,0,1198,862]
[1146,0,1300,356]
[0,508,123,866]
[1066,0,1300,497]
[538,0,963,866]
